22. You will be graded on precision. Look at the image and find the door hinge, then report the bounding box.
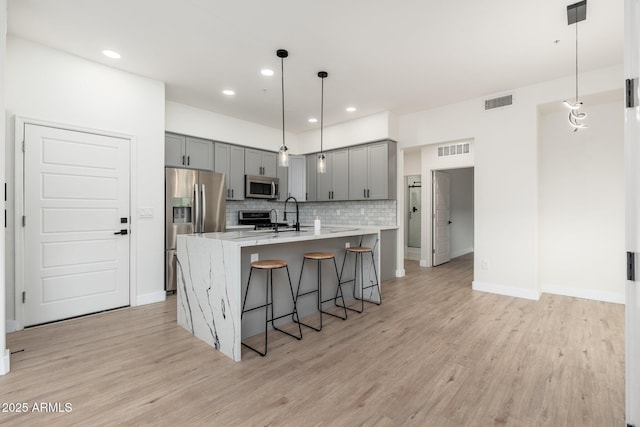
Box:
[628,251,637,281]
[22,216,26,227]
[22,291,26,304]
[626,78,638,108]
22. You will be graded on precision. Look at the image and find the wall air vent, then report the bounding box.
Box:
[484,94,513,110]
[437,142,471,158]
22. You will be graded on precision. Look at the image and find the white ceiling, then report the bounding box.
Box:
[7,0,623,133]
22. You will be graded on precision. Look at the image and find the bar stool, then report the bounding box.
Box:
[337,247,381,313]
[241,259,302,357]
[294,252,348,332]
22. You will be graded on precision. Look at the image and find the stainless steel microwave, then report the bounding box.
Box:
[245,175,279,199]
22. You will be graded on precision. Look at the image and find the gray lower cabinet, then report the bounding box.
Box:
[317,149,349,201]
[306,154,317,201]
[245,148,277,177]
[165,133,214,170]
[348,140,396,200]
[214,142,244,200]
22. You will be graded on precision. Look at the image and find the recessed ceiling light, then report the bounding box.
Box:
[261,69,274,76]
[346,106,357,112]
[222,89,235,96]
[308,118,318,123]
[102,49,121,59]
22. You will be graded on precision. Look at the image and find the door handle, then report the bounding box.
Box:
[187,156,190,166]
[232,188,234,198]
[412,206,418,212]
[182,155,186,165]
[201,184,206,232]
[367,189,370,198]
[114,229,128,235]
[448,220,452,224]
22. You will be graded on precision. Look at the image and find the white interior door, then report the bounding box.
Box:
[432,170,451,266]
[625,0,640,423]
[23,124,130,326]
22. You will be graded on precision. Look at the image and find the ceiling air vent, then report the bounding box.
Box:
[484,94,513,110]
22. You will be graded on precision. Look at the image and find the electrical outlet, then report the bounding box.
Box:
[482,259,490,270]
[251,253,259,262]
[345,242,350,248]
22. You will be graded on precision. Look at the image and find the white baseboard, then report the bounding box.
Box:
[0,349,10,375]
[136,291,166,306]
[472,281,541,301]
[5,320,19,333]
[541,284,625,305]
[405,247,421,261]
[395,269,406,278]
[451,247,474,259]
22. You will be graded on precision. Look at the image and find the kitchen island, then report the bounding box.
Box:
[176,226,395,361]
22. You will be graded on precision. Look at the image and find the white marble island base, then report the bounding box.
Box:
[177,226,390,361]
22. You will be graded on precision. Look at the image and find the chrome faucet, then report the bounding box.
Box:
[283,196,300,231]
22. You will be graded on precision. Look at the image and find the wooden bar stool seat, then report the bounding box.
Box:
[241,259,302,357]
[337,246,381,314]
[294,251,348,332]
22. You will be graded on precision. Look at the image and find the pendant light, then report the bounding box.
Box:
[563,1,588,132]
[317,71,328,174]
[277,49,290,167]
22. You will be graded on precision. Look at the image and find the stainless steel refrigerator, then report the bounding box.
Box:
[165,168,226,291]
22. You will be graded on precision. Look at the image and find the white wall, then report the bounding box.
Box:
[5,37,166,325]
[449,168,474,259]
[399,65,622,300]
[538,99,625,303]
[296,111,392,153]
[403,149,421,175]
[166,101,298,152]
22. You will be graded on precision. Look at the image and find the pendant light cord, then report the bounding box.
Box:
[320,77,324,154]
[575,19,579,103]
[281,56,286,147]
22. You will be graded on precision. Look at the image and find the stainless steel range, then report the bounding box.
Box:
[238,210,286,229]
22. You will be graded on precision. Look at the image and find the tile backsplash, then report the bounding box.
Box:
[226,199,397,227]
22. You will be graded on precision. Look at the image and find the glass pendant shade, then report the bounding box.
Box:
[317,153,326,174]
[278,145,289,167]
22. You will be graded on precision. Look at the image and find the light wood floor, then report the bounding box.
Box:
[1,254,624,426]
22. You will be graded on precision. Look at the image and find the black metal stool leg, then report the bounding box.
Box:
[336,250,363,314]
[294,257,322,332]
[271,266,303,340]
[352,251,381,306]
[332,257,348,320]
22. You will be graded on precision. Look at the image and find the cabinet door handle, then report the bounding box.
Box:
[364,189,366,198]
[182,155,186,165]
[187,156,190,166]
[231,189,234,198]
[367,189,370,198]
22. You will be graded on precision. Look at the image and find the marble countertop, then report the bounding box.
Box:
[183,225,397,247]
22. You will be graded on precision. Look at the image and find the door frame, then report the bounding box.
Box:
[13,116,138,330]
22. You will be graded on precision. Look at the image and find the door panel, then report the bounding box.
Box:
[433,170,451,266]
[23,124,130,326]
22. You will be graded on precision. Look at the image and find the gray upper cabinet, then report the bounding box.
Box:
[287,155,306,201]
[165,132,214,170]
[214,142,244,200]
[349,140,396,200]
[276,162,288,202]
[317,149,349,201]
[165,133,185,168]
[306,154,317,202]
[245,148,277,177]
